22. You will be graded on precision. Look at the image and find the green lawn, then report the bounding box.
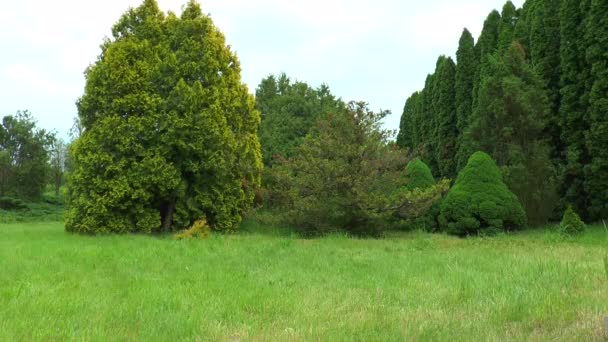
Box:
[1,221,607,341]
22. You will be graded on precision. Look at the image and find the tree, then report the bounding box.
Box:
[0,111,54,199]
[455,29,477,171]
[472,10,502,118]
[558,0,591,220]
[584,0,608,221]
[559,206,585,235]
[397,93,418,150]
[468,42,556,225]
[49,137,68,197]
[66,0,262,234]
[256,74,342,166]
[276,102,448,236]
[528,0,562,162]
[439,151,526,236]
[403,158,440,231]
[432,56,457,178]
[497,1,518,52]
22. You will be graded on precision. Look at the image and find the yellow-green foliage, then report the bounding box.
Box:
[173,219,211,240]
[66,0,262,234]
[559,206,585,235]
[439,152,526,236]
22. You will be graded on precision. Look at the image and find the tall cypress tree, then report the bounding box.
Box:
[558,0,591,219]
[420,74,438,174]
[498,1,518,52]
[397,93,417,150]
[432,56,457,178]
[584,0,608,220]
[528,0,562,162]
[472,10,502,115]
[455,29,477,171]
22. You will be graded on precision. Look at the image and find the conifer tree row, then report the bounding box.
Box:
[397,0,607,222]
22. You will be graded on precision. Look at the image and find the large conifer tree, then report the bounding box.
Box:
[584,0,608,220]
[455,29,477,171]
[67,0,262,233]
[432,56,457,178]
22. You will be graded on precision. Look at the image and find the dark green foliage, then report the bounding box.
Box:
[528,0,563,162]
[559,206,585,235]
[397,94,417,150]
[558,0,591,220]
[420,74,438,174]
[469,42,557,225]
[67,0,262,234]
[404,159,439,232]
[498,1,518,52]
[432,56,458,178]
[584,0,608,221]
[455,29,477,171]
[439,152,526,236]
[0,197,28,211]
[276,102,448,236]
[256,74,343,166]
[472,10,502,123]
[0,111,54,200]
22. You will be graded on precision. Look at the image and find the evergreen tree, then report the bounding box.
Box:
[528,0,562,162]
[432,56,457,178]
[468,42,556,225]
[584,0,608,220]
[497,1,518,52]
[472,10,502,116]
[67,0,262,234]
[420,74,438,174]
[558,0,591,219]
[397,93,418,150]
[455,29,477,171]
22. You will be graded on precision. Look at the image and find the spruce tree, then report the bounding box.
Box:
[558,0,591,220]
[584,0,608,220]
[455,29,477,171]
[67,0,262,233]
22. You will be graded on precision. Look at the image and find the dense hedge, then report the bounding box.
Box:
[439,152,526,236]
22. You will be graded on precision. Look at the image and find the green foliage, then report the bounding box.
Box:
[275,102,448,236]
[455,29,477,172]
[0,111,55,200]
[558,0,591,220]
[0,197,27,210]
[256,74,343,166]
[173,218,211,240]
[559,206,585,235]
[66,0,262,234]
[432,56,458,178]
[468,42,557,225]
[404,159,435,190]
[584,0,608,221]
[439,152,526,236]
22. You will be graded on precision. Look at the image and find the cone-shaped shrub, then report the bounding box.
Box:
[439,151,526,235]
[559,206,585,235]
[404,158,435,190]
[402,159,439,231]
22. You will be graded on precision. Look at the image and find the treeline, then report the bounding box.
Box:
[0,111,69,203]
[396,0,607,223]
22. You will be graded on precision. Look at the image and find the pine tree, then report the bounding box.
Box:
[432,56,457,178]
[455,29,477,171]
[469,42,557,225]
[584,0,608,220]
[558,0,591,220]
[67,0,262,234]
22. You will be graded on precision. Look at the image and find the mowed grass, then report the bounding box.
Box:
[1,221,607,341]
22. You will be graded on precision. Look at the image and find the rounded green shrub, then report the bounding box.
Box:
[439,152,526,236]
[559,206,585,235]
[404,158,435,190]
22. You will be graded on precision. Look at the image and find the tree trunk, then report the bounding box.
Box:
[162,198,176,232]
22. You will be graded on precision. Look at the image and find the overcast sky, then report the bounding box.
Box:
[0,0,523,139]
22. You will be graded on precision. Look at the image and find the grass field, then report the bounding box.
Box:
[1,220,607,341]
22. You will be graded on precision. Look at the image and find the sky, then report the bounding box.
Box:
[0,0,524,139]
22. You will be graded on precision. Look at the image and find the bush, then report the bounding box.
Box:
[0,197,28,211]
[559,206,585,235]
[173,219,211,240]
[439,151,526,236]
[400,159,439,232]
